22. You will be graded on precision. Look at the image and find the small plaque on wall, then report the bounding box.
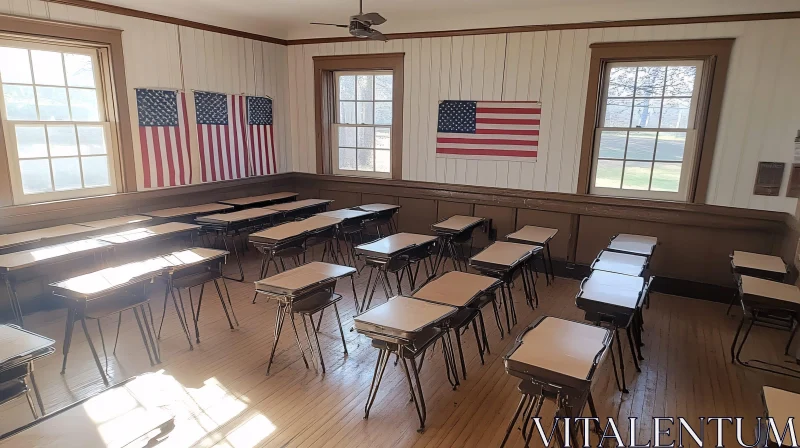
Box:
[753,162,785,196]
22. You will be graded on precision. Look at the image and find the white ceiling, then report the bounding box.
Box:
[89,0,800,40]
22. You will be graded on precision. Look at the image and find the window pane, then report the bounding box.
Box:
[664,66,696,97]
[598,131,626,159]
[31,50,65,86]
[357,149,374,171]
[357,75,373,100]
[338,75,355,101]
[375,75,392,100]
[375,127,391,149]
[603,99,632,127]
[15,125,48,158]
[607,66,636,97]
[626,131,657,160]
[0,47,32,84]
[374,102,392,125]
[595,159,623,188]
[36,86,70,120]
[357,127,374,148]
[375,150,390,172]
[651,162,682,192]
[77,126,107,155]
[3,84,37,120]
[660,98,690,128]
[51,157,82,190]
[635,66,665,97]
[64,53,95,88]
[47,125,79,156]
[339,147,356,170]
[81,156,110,187]
[632,98,661,128]
[20,159,52,193]
[69,88,99,121]
[356,102,373,124]
[655,132,686,161]
[338,126,356,147]
[339,101,355,124]
[622,161,652,190]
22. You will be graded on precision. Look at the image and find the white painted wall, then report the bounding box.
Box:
[0,0,291,190]
[287,19,800,213]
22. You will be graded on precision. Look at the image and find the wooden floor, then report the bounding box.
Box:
[2,248,799,447]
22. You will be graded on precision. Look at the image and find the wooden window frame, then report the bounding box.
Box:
[0,13,135,207]
[576,39,734,203]
[313,53,404,180]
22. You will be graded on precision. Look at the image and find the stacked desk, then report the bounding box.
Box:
[431,215,486,273]
[143,203,233,223]
[728,251,788,315]
[265,198,333,221]
[317,208,376,267]
[218,191,298,209]
[0,325,54,418]
[354,203,401,237]
[507,225,558,285]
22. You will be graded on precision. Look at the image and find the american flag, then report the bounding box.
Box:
[246,96,277,176]
[436,100,540,161]
[135,89,192,188]
[195,91,248,182]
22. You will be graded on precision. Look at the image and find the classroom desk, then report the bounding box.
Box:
[761,386,800,447]
[316,209,376,267]
[255,262,355,374]
[0,374,174,448]
[731,275,800,379]
[412,271,501,378]
[77,215,153,231]
[0,225,100,255]
[0,239,113,327]
[217,191,298,209]
[576,270,650,393]
[507,225,559,285]
[93,223,201,254]
[355,233,438,311]
[0,325,54,418]
[354,295,459,432]
[265,198,333,220]
[470,241,540,333]
[196,208,281,281]
[142,203,233,222]
[431,215,487,273]
[591,250,648,277]
[500,316,611,448]
[731,251,787,281]
[51,257,172,385]
[354,203,401,236]
[607,233,658,258]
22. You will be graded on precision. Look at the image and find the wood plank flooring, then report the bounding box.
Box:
[1,248,799,447]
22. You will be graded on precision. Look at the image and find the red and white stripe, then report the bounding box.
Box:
[436,101,540,161]
[247,123,277,176]
[140,91,192,189]
[198,94,248,182]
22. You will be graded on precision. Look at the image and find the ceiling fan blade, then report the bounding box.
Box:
[354,12,386,25]
[366,29,389,41]
[310,22,349,27]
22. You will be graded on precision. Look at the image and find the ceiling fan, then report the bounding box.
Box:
[310,0,388,41]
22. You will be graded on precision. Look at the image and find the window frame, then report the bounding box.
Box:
[577,39,734,204]
[0,38,120,204]
[313,53,404,180]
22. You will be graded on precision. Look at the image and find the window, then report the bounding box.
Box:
[0,39,117,204]
[334,72,393,177]
[591,61,703,200]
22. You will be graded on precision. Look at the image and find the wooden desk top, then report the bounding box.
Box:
[51,257,172,298]
[356,233,437,256]
[355,295,457,333]
[161,248,228,271]
[0,239,112,272]
[762,386,799,446]
[0,225,96,250]
[196,208,279,224]
[317,209,373,220]
[413,271,501,307]
[143,203,233,218]
[508,317,609,380]
[218,191,298,206]
[0,374,173,448]
[0,325,54,365]
[579,270,644,309]
[95,223,200,244]
[471,241,536,268]
[608,233,657,257]
[732,251,787,274]
[432,215,484,232]
[265,198,332,212]
[592,250,647,277]
[740,275,800,305]
[356,203,400,212]
[507,226,558,244]
[77,215,152,230]
[255,262,355,294]
[250,216,339,243]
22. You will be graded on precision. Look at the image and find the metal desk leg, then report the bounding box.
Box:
[300,313,320,373]
[399,355,427,433]
[266,303,287,375]
[169,286,194,350]
[222,233,245,282]
[4,277,23,327]
[28,363,45,416]
[213,279,238,330]
[546,242,555,284]
[61,306,77,374]
[364,349,391,419]
[132,307,157,366]
[288,306,311,370]
[614,328,629,393]
[80,317,109,385]
[500,394,530,448]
